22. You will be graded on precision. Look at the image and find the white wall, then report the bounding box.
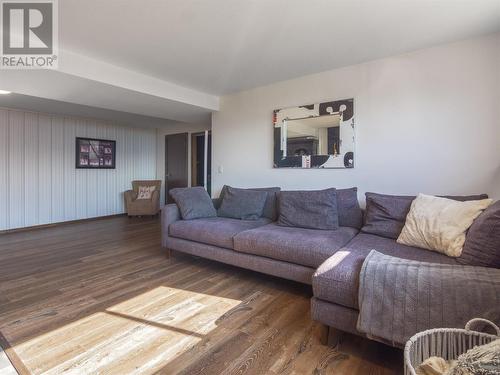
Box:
[156,122,211,206]
[0,107,157,230]
[212,33,500,201]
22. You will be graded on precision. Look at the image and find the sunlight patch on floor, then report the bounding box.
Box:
[14,286,241,375]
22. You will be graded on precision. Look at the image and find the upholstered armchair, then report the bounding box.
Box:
[125,180,162,217]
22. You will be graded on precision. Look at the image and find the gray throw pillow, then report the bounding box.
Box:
[361,193,414,239]
[218,186,268,220]
[278,188,339,230]
[362,192,490,239]
[336,187,363,229]
[219,185,280,221]
[169,187,217,220]
[458,200,500,268]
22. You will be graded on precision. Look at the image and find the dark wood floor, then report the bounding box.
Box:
[0,216,402,375]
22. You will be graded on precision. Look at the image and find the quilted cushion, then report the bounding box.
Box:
[233,223,358,268]
[169,217,271,249]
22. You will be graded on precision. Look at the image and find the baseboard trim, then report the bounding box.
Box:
[0,214,127,234]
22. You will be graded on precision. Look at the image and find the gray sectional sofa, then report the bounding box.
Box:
[161,187,500,347]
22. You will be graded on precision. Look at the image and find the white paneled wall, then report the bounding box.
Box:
[0,108,157,230]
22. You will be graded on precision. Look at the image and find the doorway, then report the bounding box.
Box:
[165,133,188,204]
[191,131,212,196]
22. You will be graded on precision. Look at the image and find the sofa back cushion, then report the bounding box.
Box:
[458,200,500,268]
[361,192,490,240]
[170,187,217,220]
[220,185,280,221]
[336,187,363,229]
[218,186,268,220]
[278,188,339,230]
[362,193,414,239]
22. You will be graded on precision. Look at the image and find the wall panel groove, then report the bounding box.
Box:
[0,108,157,230]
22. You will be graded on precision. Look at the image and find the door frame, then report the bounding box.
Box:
[165,132,189,205]
[191,131,212,193]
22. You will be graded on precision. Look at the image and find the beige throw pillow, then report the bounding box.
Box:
[137,185,156,200]
[397,194,492,257]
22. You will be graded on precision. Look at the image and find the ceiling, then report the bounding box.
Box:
[59,0,500,95]
[1,0,499,126]
[0,93,181,129]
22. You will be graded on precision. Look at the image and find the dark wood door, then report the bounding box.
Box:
[165,133,188,204]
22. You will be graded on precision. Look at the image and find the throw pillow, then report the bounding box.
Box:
[361,192,490,240]
[362,193,415,239]
[217,186,268,220]
[219,185,280,221]
[137,185,156,200]
[397,194,492,257]
[278,188,339,230]
[458,200,500,268]
[336,187,363,229]
[169,187,217,220]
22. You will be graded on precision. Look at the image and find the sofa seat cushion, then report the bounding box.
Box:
[312,233,458,310]
[233,223,358,268]
[169,217,271,249]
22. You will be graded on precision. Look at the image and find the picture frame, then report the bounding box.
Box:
[273,98,355,169]
[76,137,116,169]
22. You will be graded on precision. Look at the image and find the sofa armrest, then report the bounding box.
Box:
[161,203,180,248]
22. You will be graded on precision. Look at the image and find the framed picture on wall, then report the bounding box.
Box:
[76,137,116,169]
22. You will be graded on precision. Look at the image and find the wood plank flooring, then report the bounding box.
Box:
[0,216,402,374]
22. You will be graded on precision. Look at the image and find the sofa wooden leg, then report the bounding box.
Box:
[166,248,172,258]
[323,327,343,348]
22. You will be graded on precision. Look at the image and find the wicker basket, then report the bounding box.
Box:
[404,318,500,375]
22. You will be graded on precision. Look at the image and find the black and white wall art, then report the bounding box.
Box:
[76,137,116,169]
[273,98,354,168]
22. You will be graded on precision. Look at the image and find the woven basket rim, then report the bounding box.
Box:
[404,324,499,375]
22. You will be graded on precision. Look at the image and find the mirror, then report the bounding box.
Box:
[273,98,354,168]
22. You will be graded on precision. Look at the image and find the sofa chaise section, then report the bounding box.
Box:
[311,232,462,335]
[312,233,459,310]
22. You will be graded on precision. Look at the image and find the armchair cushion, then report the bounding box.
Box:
[137,185,156,200]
